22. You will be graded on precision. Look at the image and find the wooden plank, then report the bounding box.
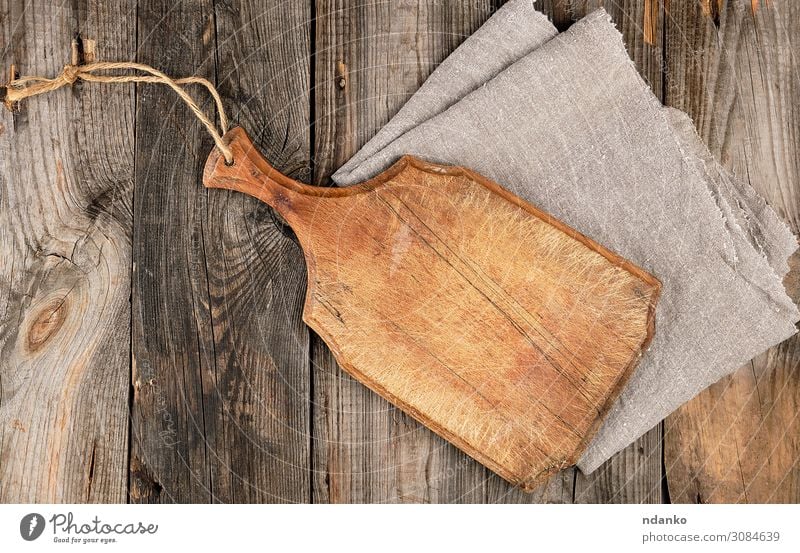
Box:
[537,0,667,505]
[663,0,800,503]
[205,0,313,503]
[310,0,670,503]
[129,0,218,503]
[9,0,795,505]
[488,0,585,504]
[130,0,312,503]
[0,0,135,502]
[574,423,664,503]
[311,0,502,503]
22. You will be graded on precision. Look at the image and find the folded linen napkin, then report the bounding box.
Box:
[332,3,799,473]
[336,0,796,281]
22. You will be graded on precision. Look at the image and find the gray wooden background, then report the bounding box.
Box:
[1,0,798,503]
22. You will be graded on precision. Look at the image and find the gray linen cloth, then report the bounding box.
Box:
[332,3,799,473]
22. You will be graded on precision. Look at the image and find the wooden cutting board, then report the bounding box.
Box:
[204,127,661,490]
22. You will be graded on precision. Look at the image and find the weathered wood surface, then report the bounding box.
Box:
[311,0,503,504]
[0,0,797,503]
[310,0,670,505]
[0,0,135,502]
[663,0,800,504]
[129,0,312,503]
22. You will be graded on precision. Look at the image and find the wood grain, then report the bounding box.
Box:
[574,422,664,503]
[129,0,220,503]
[308,0,669,505]
[0,0,135,502]
[311,0,503,503]
[663,0,800,503]
[205,127,660,491]
[129,0,313,503]
[198,0,313,504]
[536,0,669,505]
[2,0,797,504]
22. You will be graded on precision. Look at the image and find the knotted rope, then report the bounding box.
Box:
[3,58,233,164]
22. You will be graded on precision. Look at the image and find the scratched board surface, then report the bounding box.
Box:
[0,0,798,503]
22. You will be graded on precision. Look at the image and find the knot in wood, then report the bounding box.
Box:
[26,297,69,353]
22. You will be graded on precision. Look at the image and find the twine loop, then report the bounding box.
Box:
[3,57,233,164]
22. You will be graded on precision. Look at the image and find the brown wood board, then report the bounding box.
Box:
[6,0,794,504]
[204,127,661,490]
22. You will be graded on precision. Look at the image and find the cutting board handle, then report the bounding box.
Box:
[203,127,318,225]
